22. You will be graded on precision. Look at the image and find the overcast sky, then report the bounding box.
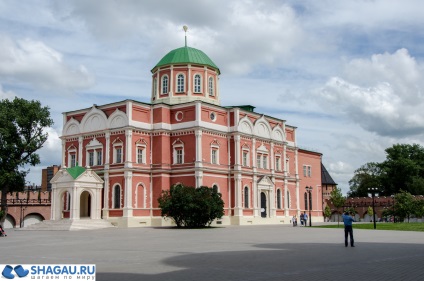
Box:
[1,0,424,194]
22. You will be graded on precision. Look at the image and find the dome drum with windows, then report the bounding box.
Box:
[151,44,220,105]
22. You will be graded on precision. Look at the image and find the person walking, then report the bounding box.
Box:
[292,215,297,226]
[0,224,7,237]
[342,211,355,247]
[303,212,308,227]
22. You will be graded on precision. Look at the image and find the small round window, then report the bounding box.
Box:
[175,111,183,122]
[210,112,216,121]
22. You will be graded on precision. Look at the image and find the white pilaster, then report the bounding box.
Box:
[125,129,133,168]
[123,171,133,217]
[78,136,83,166]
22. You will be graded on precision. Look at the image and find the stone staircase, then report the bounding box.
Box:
[18,219,115,231]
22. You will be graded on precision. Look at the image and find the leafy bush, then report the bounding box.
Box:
[158,183,224,228]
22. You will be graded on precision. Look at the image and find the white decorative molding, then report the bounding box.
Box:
[254,116,272,139]
[272,125,285,142]
[81,106,108,133]
[63,118,80,136]
[109,109,128,129]
[238,116,254,135]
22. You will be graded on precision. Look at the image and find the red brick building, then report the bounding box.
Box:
[51,43,324,227]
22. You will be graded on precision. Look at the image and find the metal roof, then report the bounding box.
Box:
[152,46,220,73]
[321,163,337,185]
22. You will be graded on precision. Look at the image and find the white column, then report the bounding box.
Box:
[188,65,192,95]
[125,129,133,168]
[71,186,79,220]
[61,139,66,167]
[195,129,203,167]
[284,184,289,216]
[102,172,109,219]
[105,132,110,169]
[296,147,300,217]
[234,135,241,170]
[204,67,207,96]
[253,175,258,216]
[270,142,275,172]
[123,171,133,217]
[234,174,242,216]
[170,66,174,95]
[78,136,83,166]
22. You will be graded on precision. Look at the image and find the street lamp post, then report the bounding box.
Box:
[391,195,395,223]
[368,187,378,229]
[306,186,313,227]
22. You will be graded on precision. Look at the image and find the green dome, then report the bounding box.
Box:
[152,46,220,74]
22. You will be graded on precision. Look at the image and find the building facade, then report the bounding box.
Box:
[53,44,324,227]
[41,165,60,191]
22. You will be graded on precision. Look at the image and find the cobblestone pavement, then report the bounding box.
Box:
[2,224,424,281]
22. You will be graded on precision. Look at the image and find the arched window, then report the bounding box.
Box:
[208,77,214,96]
[286,190,290,208]
[277,189,282,209]
[194,74,201,93]
[244,186,249,208]
[162,75,169,94]
[177,74,185,92]
[113,185,121,209]
[213,184,219,193]
[304,192,308,210]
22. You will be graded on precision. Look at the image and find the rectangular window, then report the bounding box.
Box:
[88,151,94,167]
[303,165,312,177]
[70,154,76,167]
[137,148,144,164]
[257,154,261,168]
[176,149,183,164]
[263,155,268,169]
[276,157,281,171]
[97,150,102,165]
[116,147,122,163]
[211,149,217,164]
[242,151,248,166]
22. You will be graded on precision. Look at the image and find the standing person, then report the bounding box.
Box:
[0,224,6,237]
[300,213,304,226]
[292,215,297,226]
[343,212,355,247]
[303,212,308,227]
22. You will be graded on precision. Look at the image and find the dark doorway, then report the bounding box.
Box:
[261,192,267,218]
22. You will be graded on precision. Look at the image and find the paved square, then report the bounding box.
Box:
[2,225,424,280]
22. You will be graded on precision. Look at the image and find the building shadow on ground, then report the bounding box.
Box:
[97,242,424,281]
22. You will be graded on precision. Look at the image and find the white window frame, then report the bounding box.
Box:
[242,150,249,167]
[275,155,281,171]
[136,145,146,164]
[208,76,214,96]
[88,151,94,167]
[262,154,268,169]
[194,74,201,93]
[176,73,185,93]
[113,143,123,164]
[303,165,312,177]
[96,149,102,166]
[67,147,77,168]
[162,75,169,94]
[173,140,184,164]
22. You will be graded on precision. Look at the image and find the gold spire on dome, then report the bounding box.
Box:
[183,25,188,47]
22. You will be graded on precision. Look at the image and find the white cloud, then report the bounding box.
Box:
[0,36,95,92]
[318,49,424,137]
[0,84,16,100]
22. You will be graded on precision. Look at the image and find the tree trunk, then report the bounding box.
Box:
[1,186,10,227]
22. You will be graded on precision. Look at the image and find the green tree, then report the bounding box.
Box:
[380,144,424,195]
[158,183,224,228]
[0,98,53,226]
[413,198,424,219]
[330,187,345,226]
[394,190,415,222]
[323,205,331,221]
[348,162,382,197]
[367,206,373,220]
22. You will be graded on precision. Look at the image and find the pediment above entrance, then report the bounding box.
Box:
[50,166,104,186]
[257,175,274,188]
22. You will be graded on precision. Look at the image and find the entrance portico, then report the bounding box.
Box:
[50,165,104,221]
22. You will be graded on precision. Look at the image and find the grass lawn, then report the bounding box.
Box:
[316,222,424,232]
